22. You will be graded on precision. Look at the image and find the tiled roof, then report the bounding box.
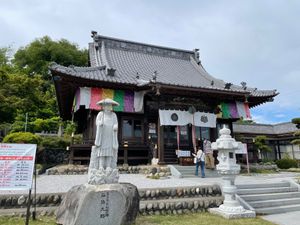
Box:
[50,33,278,98]
[233,122,298,135]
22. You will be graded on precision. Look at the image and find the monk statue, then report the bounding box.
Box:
[88,98,119,185]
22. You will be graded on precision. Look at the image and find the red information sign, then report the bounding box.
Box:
[0,143,36,190]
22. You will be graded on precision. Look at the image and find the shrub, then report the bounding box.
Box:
[276,158,298,169]
[3,132,41,144]
[40,136,70,149]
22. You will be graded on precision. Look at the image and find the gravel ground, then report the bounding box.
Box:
[1,172,299,195]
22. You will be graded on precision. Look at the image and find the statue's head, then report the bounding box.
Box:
[96,98,119,112]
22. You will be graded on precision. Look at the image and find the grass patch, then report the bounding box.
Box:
[135,213,275,225]
[0,216,55,225]
[286,168,300,172]
[0,213,276,225]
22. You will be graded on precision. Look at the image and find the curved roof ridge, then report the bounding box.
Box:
[94,34,195,54]
[88,42,99,67]
[99,41,112,69]
[190,57,226,86]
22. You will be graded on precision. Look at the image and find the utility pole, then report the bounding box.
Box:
[25,113,28,132]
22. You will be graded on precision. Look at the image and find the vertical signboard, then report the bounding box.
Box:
[236,142,250,174]
[0,143,36,190]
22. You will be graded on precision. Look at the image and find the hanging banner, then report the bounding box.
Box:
[219,101,251,119]
[73,87,145,113]
[0,144,36,190]
[159,110,192,126]
[159,110,216,127]
[193,112,217,128]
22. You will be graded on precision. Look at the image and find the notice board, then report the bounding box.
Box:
[0,143,36,190]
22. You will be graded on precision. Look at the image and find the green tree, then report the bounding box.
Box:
[13,36,88,79]
[1,36,88,135]
[254,135,272,160]
[291,118,300,145]
[0,72,46,123]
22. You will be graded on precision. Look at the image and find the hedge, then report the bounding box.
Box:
[275,158,298,169]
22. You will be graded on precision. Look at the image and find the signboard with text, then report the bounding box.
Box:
[236,142,248,154]
[0,143,36,190]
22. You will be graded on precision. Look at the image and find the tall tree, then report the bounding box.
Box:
[0,37,88,136]
[13,36,88,79]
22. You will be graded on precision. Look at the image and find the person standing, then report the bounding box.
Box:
[203,138,214,169]
[193,145,205,178]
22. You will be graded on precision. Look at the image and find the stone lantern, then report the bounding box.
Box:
[209,126,255,218]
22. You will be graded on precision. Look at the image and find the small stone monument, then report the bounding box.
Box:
[56,98,139,225]
[209,126,255,219]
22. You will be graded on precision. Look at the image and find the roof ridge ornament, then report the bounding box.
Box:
[91,30,100,42]
[224,83,232,89]
[241,81,247,90]
[193,48,200,65]
[152,71,158,82]
[106,67,116,76]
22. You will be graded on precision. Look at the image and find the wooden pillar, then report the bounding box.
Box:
[277,140,282,159]
[123,141,129,166]
[124,148,128,165]
[157,117,165,164]
[69,147,74,164]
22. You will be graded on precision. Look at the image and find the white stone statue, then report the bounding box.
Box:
[88,98,120,185]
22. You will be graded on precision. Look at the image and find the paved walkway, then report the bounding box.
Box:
[1,172,299,225]
[1,171,299,195]
[262,211,300,225]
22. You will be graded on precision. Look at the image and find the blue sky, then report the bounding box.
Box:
[1,0,300,124]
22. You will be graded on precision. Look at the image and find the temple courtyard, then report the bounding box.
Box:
[1,170,299,225]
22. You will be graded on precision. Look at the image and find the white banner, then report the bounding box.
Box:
[193,112,217,128]
[159,110,191,126]
[0,143,36,190]
[159,109,216,128]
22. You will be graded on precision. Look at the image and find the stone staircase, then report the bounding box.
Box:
[237,181,300,215]
[171,165,220,178]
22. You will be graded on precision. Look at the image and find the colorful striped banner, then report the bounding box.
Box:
[124,90,134,112]
[90,88,102,110]
[244,102,251,119]
[229,102,239,118]
[220,102,251,119]
[113,90,125,111]
[221,102,230,118]
[73,87,144,113]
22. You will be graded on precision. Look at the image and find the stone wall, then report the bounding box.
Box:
[46,165,171,178]
[0,185,223,216]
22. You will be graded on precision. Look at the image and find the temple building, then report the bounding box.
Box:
[233,122,300,162]
[50,31,278,165]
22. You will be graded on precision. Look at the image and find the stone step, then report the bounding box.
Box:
[255,204,300,215]
[237,181,290,189]
[237,186,298,195]
[240,191,300,201]
[173,166,219,178]
[249,197,300,208]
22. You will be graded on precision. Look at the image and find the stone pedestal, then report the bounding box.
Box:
[209,127,255,219]
[56,183,139,225]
